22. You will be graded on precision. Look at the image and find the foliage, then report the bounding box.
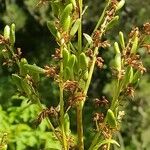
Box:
[0,0,150,150]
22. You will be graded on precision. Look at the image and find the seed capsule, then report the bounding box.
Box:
[10,23,15,45]
[47,21,59,38]
[131,36,138,54]
[4,25,10,40]
[116,0,125,11]
[114,42,121,54]
[114,53,121,71]
[60,3,73,31]
[62,15,71,32]
[63,48,70,68]
[24,64,45,74]
[106,109,117,128]
[68,54,76,69]
[106,16,119,31]
[119,31,125,49]
[20,58,28,76]
[21,79,32,96]
[79,52,88,70]
[70,19,80,37]
[12,74,23,91]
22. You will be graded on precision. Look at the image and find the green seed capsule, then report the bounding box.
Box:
[24,64,45,74]
[62,15,71,32]
[106,16,119,31]
[4,25,10,40]
[114,53,121,71]
[106,109,117,128]
[64,113,70,136]
[68,54,76,69]
[83,70,88,80]
[79,52,88,70]
[119,31,125,49]
[114,42,121,54]
[60,3,73,30]
[132,70,141,84]
[129,67,134,83]
[116,0,125,11]
[69,0,76,7]
[21,79,32,96]
[63,48,70,67]
[131,36,138,54]
[64,67,72,80]
[70,19,81,36]
[20,58,28,76]
[10,23,15,45]
[47,21,58,38]
[12,74,23,91]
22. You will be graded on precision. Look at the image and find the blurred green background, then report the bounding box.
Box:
[0,0,150,149]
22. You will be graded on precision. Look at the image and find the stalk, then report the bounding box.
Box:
[59,46,68,150]
[77,0,84,149]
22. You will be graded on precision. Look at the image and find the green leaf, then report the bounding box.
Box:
[83,33,93,45]
[94,139,120,149]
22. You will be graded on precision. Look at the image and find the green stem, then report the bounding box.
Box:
[77,0,84,149]
[88,132,101,150]
[36,99,62,143]
[84,0,111,51]
[59,46,68,150]
[78,0,83,52]
[77,103,84,150]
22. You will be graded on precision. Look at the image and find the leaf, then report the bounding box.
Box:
[94,139,120,149]
[83,33,93,45]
